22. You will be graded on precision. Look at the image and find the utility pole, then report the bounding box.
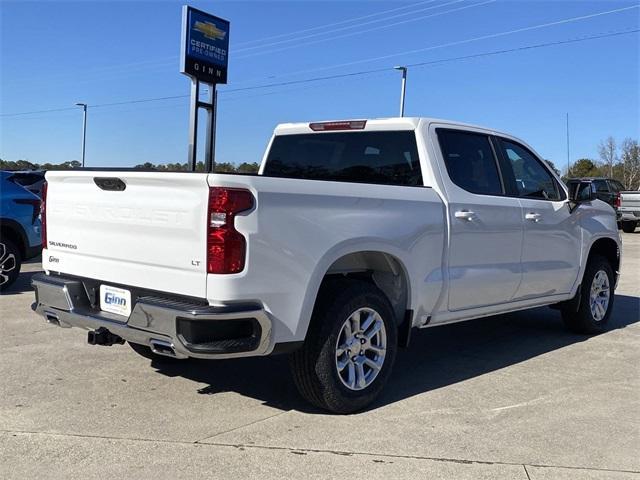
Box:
[76,103,87,167]
[566,112,570,177]
[394,66,407,117]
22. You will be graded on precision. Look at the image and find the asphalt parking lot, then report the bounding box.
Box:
[1,233,638,480]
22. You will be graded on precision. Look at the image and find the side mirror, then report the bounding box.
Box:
[573,181,596,202]
[568,181,595,211]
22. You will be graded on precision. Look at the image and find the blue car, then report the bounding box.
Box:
[0,171,42,290]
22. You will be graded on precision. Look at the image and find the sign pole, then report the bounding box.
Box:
[204,84,216,172]
[180,5,229,173]
[187,78,200,171]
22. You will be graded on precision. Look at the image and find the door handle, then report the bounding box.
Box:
[525,212,542,222]
[455,210,476,221]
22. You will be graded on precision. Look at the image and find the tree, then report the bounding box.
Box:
[60,160,81,169]
[620,138,640,190]
[598,136,617,178]
[544,159,561,176]
[568,158,601,178]
[214,162,237,173]
[0,159,38,170]
[133,162,155,170]
[237,162,260,174]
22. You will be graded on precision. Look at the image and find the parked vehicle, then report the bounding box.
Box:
[619,188,640,233]
[8,170,46,197]
[31,118,621,413]
[0,171,42,290]
[565,177,625,222]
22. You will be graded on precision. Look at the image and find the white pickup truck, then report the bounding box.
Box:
[619,189,640,233]
[32,117,621,413]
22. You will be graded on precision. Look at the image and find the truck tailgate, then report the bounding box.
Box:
[620,191,640,211]
[43,171,210,298]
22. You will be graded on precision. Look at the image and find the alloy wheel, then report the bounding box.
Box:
[335,307,387,391]
[0,243,17,287]
[590,270,610,321]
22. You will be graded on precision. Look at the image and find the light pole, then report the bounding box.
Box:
[566,112,570,177]
[75,103,87,167]
[394,66,407,117]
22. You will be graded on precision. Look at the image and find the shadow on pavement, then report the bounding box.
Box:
[0,268,42,296]
[151,294,639,414]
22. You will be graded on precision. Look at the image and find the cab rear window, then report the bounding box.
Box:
[263,131,423,187]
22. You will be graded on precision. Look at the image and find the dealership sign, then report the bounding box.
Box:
[180,6,229,84]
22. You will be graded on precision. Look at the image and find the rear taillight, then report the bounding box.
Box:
[207,187,254,274]
[41,182,47,249]
[614,192,621,209]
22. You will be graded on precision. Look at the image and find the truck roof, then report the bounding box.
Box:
[273,117,502,136]
[566,177,618,181]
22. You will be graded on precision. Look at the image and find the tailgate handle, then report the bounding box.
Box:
[94,177,126,191]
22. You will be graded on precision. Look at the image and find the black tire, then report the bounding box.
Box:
[0,239,22,292]
[621,221,637,233]
[562,255,615,334]
[128,341,182,363]
[290,279,398,414]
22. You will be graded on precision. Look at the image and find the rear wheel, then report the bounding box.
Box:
[0,239,21,292]
[621,221,637,233]
[290,279,398,414]
[562,255,614,334]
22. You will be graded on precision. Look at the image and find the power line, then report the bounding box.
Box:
[235,0,469,53]
[1,28,637,118]
[236,0,497,58]
[404,28,640,69]
[228,28,639,92]
[271,3,639,78]
[234,0,441,47]
[1,106,78,117]
[90,94,188,109]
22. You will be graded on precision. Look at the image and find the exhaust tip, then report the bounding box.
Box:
[150,340,177,357]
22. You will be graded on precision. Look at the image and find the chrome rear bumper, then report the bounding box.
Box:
[619,210,640,221]
[31,273,272,359]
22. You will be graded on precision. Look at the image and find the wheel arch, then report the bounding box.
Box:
[587,237,620,276]
[296,242,413,341]
[574,236,620,295]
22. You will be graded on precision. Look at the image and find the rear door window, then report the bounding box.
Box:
[263,131,422,186]
[593,180,609,193]
[436,129,503,195]
[609,180,625,192]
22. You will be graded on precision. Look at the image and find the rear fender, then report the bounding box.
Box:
[296,240,413,341]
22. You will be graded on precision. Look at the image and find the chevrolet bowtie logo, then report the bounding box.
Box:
[194,21,227,40]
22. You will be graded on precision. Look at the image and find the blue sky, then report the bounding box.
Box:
[1,0,638,172]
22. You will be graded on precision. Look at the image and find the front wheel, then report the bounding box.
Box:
[621,221,637,233]
[562,255,615,334]
[290,279,398,414]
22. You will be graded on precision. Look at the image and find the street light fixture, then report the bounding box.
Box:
[75,103,87,168]
[394,66,407,117]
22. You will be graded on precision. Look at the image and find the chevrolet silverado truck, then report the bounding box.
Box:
[32,118,621,413]
[619,189,640,233]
